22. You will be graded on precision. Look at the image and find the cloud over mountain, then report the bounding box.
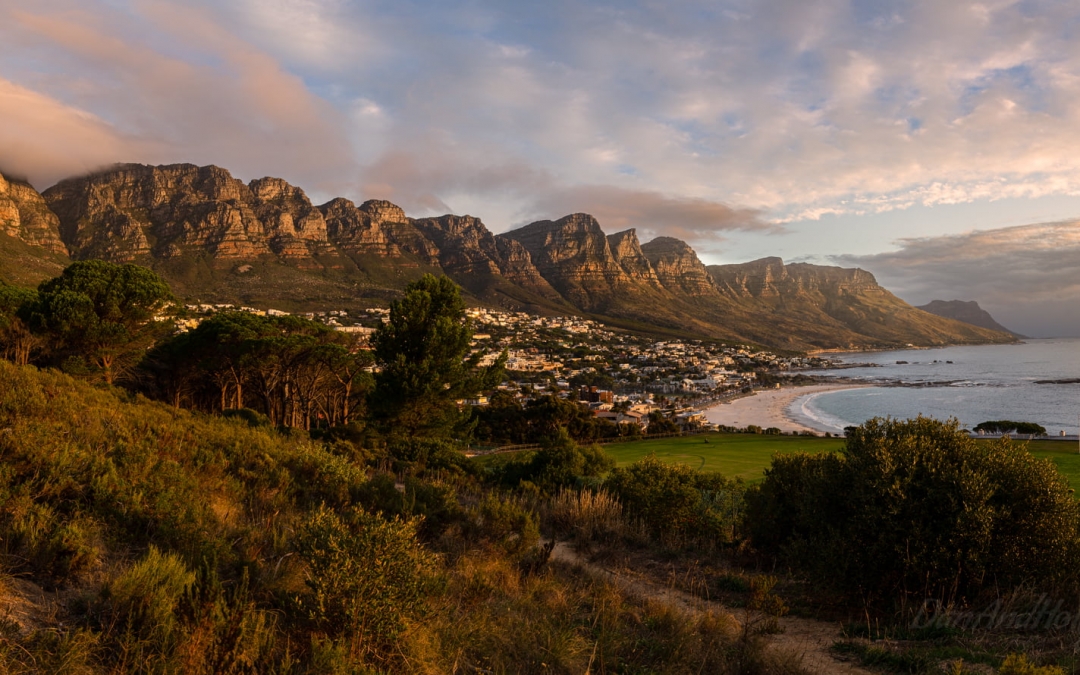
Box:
[4,0,1080,256]
[841,221,1080,337]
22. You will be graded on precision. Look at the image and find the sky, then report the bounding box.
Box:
[2,0,1080,336]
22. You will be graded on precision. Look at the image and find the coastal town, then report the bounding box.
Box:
[179,302,839,435]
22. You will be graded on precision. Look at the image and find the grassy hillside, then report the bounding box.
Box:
[0,232,69,288]
[0,362,786,674]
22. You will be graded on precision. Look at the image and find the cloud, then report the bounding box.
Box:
[0,78,156,186]
[0,1,355,192]
[357,140,771,240]
[840,221,1080,337]
[5,0,1080,238]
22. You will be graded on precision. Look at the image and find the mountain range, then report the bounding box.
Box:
[1,163,1017,351]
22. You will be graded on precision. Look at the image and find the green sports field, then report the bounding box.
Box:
[600,434,1080,490]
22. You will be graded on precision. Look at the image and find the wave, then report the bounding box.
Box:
[787,390,859,433]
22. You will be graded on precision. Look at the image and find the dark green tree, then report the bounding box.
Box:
[646,410,679,434]
[524,428,614,492]
[0,283,38,366]
[30,261,175,383]
[369,274,504,439]
[745,416,1080,606]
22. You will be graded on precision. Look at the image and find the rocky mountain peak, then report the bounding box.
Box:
[250,176,309,203]
[502,214,637,309]
[640,236,717,297]
[358,200,408,224]
[607,229,660,284]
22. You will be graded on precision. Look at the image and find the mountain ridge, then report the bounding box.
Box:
[916,300,1026,338]
[0,163,1019,351]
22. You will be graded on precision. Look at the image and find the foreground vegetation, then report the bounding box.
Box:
[4,263,1080,673]
[0,361,791,674]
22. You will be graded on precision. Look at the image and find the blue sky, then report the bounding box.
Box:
[2,0,1080,334]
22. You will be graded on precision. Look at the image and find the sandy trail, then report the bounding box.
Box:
[549,542,871,675]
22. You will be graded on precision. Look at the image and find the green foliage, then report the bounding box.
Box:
[647,410,680,434]
[0,360,787,675]
[101,547,196,647]
[604,455,743,548]
[370,274,504,439]
[29,260,175,383]
[0,282,38,365]
[386,436,469,474]
[140,311,372,429]
[355,473,463,539]
[474,393,625,444]
[746,416,1080,605]
[525,429,614,491]
[175,563,277,675]
[293,505,435,654]
[975,420,1048,436]
[464,494,540,558]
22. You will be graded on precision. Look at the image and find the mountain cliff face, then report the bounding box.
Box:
[5,162,1018,350]
[640,237,719,297]
[0,172,70,287]
[706,258,1014,350]
[499,214,643,310]
[0,172,66,254]
[607,229,661,286]
[916,300,1025,338]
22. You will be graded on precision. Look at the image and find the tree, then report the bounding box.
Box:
[30,261,175,383]
[646,410,679,434]
[974,420,1047,436]
[524,428,614,491]
[139,312,372,428]
[0,283,38,366]
[745,417,1080,606]
[369,274,504,439]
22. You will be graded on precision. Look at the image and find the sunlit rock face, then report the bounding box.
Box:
[0,172,67,254]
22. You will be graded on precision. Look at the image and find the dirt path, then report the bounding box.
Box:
[549,542,872,675]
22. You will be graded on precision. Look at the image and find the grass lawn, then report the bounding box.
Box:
[598,434,1080,489]
[602,433,843,482]
[1025,440,1080,492]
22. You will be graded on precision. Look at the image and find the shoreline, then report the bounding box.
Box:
[806,339,1026,357]
[703,383,870,434]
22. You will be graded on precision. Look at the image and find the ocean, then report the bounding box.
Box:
[791,338,1080,435]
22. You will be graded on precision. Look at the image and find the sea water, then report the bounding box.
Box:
[791,338,1080,435]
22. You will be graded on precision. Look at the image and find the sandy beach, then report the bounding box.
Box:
[703,384,869,433]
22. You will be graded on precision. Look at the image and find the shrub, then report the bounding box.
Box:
[604,456,742,549]
[293,505,435,655]
[355,473,463,539]
[745,417,1080,606]
[549,488,627,542]
[520,429,614,492]
[999,654,1065,675]
[101,547,195,647]
[464,494,540,558]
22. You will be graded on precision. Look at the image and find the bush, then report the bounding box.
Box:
[100,547,195,647]
[293,505,435,655]
[974,420,1047,436]
[604,456,742,549]
[745,417,1080,606]
[549,488,627,542]
[464,494,540,558]
[514,428,614,492]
